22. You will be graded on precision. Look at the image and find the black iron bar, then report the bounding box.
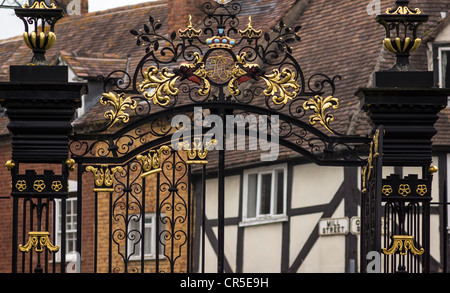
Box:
[156,172,160,273]
[108,190,113,273]
[217,106,226,274]
[141,175,145,273]
[94,191,98,273]
[201,164,206,274]
[76,163,83,272]
[187,164,191,273]
[12,197,18,273]
[61,197,66,273]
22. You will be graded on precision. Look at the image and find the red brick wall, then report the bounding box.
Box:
[168,0,204,34]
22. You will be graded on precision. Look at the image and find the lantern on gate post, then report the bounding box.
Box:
[14,0,64,65]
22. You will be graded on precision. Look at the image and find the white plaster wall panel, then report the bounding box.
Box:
[291,164,343,208]
[242,223,282,273]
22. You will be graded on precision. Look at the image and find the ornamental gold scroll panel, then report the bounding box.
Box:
[96,4,342,135]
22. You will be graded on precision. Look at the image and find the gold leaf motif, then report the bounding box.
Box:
[139,66,180,107]
[178,138,218,164]
[85,165,124,191]
[101,92,138,129]
[398,184,411,197]
[261,68,301,105]
[303,95,340,134]
[382,235,424,256]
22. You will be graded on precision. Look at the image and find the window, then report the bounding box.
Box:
[55,180,78,262]
[241,164,288,226]
[127,213,165,259]
[438,46,450,88]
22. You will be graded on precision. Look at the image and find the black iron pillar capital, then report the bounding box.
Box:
[0,66,86,163]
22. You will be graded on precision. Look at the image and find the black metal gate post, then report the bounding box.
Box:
[0,2,86,273]
[356,1,450,273]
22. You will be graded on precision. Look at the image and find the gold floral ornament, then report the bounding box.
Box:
[33,180,46,193]
[303,95,340,134]
[262,68,301,105]
[51,181,63,192]
[382,185,393,196]
[382,235,424,256]
[85,165,124,192]
[179,15,202,39]
[19,232,59,254]
[178,138,219,165]
[416,184,428,196]
[16,180,27,192]
[136,145,171,178]
[398,184,411,197]
[139,66,180,107]
[101,92,138,129]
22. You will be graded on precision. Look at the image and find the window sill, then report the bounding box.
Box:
[239,215,288,227]
[128,255,166,261]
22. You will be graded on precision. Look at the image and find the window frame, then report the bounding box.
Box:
[437,45,450,89]
[127,212,165,260]
[54,180,78,263]
[241,164,288,226]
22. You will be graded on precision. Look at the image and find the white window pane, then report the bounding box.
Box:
[259,173,272,215]
[247,174,258,218]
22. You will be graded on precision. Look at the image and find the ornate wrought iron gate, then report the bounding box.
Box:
[2,0,450,274]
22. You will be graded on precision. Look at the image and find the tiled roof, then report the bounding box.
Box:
[59,50,129,80]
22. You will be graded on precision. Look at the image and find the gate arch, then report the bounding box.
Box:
[66,0,373,273]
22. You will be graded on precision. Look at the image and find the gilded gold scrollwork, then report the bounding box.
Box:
[361,129,381,194]
[101,92,138,129]
[262,68,301,105]
[382,235,424,256]
[176,53,211,96]
[19,232,60,254]
[303,95,340,134]
[386,6,422,15]
[136,145,171,178]
[139,66,180,107]
[23,1,57,9]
